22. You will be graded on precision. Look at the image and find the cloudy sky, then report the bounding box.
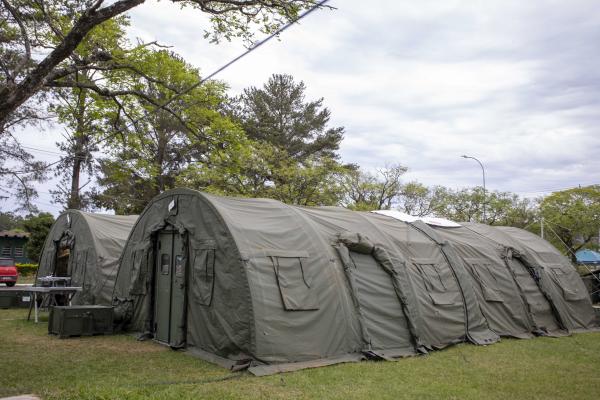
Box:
[9,0,600,214]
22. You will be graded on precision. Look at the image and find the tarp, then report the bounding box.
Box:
[37,210,138,305]
[111,189,595,373]
[576,249,600,264]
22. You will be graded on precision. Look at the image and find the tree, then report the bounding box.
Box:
[0,0,327,211]
[49,18,129,210]
[230,73,344,161]
[538,185,600,261]
[22,212,55,263]
[92,50,242,214]
[0,0,325,131]
[342,164,407,211]
[397,182,448,217]
[180,138,352,206]
[0,211,24,230]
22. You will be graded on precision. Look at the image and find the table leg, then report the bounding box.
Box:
[34,292,38,323]
[27,292,33,321]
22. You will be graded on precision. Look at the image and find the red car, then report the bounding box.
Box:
[0,258,18,287]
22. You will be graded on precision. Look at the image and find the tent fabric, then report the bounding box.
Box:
[37,210,138,305]
[111,189,595,372]
[463,223,596,333]
[431,225,558,338]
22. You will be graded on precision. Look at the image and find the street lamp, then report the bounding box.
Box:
[461,155,487,222]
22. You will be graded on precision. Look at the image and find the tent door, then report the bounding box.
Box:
[154,230,187,347]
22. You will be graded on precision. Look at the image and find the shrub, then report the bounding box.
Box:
[16,263,39,276]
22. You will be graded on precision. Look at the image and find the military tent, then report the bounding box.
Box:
[112,189,505,375]
[111,189,595,374]
[37,210,138,305]
[462,223,596,332]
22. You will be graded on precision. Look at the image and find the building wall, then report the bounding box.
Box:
[0,237,32,264]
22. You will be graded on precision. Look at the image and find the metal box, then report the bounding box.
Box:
[0,292,13,309]
[0,291,31,309]
[48,305,114,338]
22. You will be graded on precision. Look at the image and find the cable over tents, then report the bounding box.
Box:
[111,189,596,374]
[37,210,138,305]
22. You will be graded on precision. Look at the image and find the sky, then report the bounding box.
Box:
[7,0,600,214]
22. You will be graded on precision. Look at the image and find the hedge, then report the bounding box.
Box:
[15,263,39,276]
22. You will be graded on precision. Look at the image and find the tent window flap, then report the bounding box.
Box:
[412,258,460,306]
[272,255,319,311]
[548,265,588,302]
[192,249,215,306]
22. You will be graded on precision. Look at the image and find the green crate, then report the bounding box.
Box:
[0,291,33,309]
[0,292,14,309]
[48,306,114,339]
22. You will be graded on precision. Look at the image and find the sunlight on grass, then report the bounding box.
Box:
[1,308,599,400]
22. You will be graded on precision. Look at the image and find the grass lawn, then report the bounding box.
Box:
[1,308,599,400]
[17,275,36,284]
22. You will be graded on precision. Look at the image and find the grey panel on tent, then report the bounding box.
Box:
[37,210,138,305]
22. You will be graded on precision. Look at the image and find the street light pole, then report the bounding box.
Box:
[461,155,487,222]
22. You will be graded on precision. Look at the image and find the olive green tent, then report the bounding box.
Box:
[463,223,596,332]
[431,224,565,337]
[37,210,138,305]
[111,189,595,375]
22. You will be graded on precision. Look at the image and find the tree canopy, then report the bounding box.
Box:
[538,185,600,261]
[230,73,344,161]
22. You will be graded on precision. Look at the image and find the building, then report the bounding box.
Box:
[0,231,32,264]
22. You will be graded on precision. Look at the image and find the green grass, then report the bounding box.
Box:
[1,308,599,400]
[17,274,36,284]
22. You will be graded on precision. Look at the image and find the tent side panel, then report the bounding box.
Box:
[432,226,535,338]
[498,227,596,330]
[209,197,362,363]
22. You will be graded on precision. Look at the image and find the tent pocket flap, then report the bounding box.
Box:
[548,265,588,302]
[464,258,504,303]
[428,291,461,306]
[192,246,216,306]
[268,252,318,311]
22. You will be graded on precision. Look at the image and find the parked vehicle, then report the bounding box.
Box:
[0,258,18,286]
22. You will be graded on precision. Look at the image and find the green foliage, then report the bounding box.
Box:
[0,212,24,230]
[401,185,538,226]
[230,73,344,161]
[22,212,55,263]
[343,164,407,211]
[15,263,38,276]
[93,50,243,214]
[539,185,600,260]
[180,138,352,206]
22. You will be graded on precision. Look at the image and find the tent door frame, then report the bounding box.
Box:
[152,227,188,348]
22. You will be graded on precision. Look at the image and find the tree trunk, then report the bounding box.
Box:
[67,78,87,210]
